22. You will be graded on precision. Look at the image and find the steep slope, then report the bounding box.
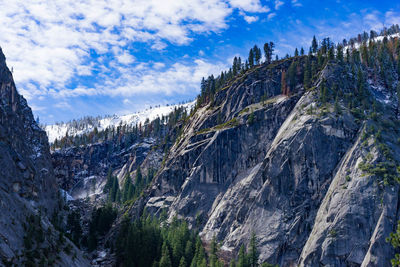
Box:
[52,137,161,200]
[126,56,400,266]
[0,48,89,266]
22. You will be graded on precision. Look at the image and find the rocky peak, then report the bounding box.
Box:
[0,49,89,266]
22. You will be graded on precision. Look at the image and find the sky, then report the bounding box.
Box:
[0,0,399,124]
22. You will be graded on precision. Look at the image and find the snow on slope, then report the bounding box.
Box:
[45,101,195,143]
[343,33,400,51]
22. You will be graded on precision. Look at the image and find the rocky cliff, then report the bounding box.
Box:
[0,48,89,266]
[122,57,400,266]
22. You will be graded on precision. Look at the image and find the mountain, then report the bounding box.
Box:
[0,48,89,266]
[45,101,195,143]
[2,27,400,267]
[117,34,400,266]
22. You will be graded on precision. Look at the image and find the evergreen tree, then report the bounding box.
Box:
[67,210,82,246]
[328,47,334,60]
[311,35,318,53]
[249,233,259,267]
[263,42,274,64]
[300,47,304,56]
[254,45,261,65]
[103,168,114,193]
[287,60,297,91]
[248,49,254,67]
[320,80,328,103]
[160,242,172,267]
[361,43,369,66]
[122,173,134,202]
[346,48,350,62]
[294,48,299,57]
[337,45,344,62]
[233,57,238,76]
[179,257,187,267]
[237,245,248,267]
[109,176,120,202]
[303,58,311,89]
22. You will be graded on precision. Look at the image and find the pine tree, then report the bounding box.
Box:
[248,233,259,267]
[320,80,328,103]
[264,42,271,64]
[357,67,365,101]
[237,245,248,267]
[179,257,187,267]
[346,48,350,62]
[109,176,120,202]
[281,70,287,95]
[160,242,172,267]
[328,47,334,60]
[233,57,238,76]
[254,45,261,65]
[337,45,344,62]
[248,49,254,68]
[300,47,304,56]
[311,35,318,53]
[122,173,133,202]
[294,48,299,57]
[303,58,311,89]
[361,44,369,66]
[287,61,297,91]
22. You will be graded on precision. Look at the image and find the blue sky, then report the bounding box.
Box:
[0,0,399,124]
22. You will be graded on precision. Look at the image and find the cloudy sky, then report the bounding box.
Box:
[0,0,399,124]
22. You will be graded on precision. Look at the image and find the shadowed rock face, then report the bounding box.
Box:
[52,137,162,201]
[0,48,89,266]
[127,59,400,266]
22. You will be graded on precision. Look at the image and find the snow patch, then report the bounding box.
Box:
[45,101,195,143]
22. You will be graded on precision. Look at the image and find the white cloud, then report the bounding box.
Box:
[268,13,277,20]
[76,64,93,76]
[151,41,168,51]
[274,0,284,10]
[0,0,266,102]
[153,62,166,69]
[50,58,228,98]
[229,0,269,13]
[117,52,135,65]
[244,15,259,23]
[291,0,302,7]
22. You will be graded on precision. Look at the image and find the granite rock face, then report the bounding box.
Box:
[128,60,400,266]
[0,48,89,266]
[52,137,162,201]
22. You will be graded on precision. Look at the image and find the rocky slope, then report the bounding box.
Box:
[0,48,89,266]
[120,57,400,266]
[52,137,162,201]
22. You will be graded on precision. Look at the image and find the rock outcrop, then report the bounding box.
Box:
[0,48,89,266]
[126,59,400,266]
[52,137,162,201]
